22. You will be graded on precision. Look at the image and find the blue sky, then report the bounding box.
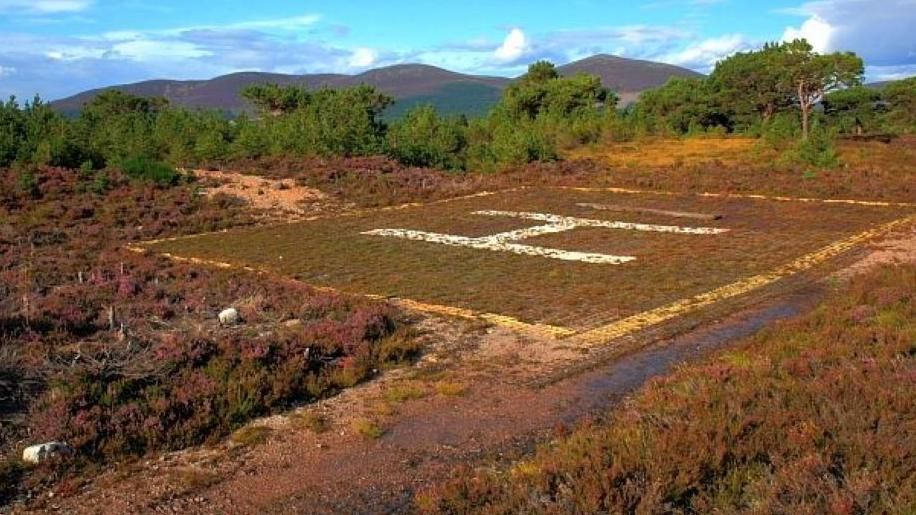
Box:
[1,0,914,101]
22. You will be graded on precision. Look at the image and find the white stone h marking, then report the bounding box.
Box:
[363,210,728,265]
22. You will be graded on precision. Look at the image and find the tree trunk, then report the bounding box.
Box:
[798,82,809,141]
[801,104,809,141]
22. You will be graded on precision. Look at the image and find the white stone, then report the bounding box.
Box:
[219,308,241,326]
[22,442,71,464]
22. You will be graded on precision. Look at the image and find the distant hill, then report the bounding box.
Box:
[558,54,704,105]
[51,56,703,117]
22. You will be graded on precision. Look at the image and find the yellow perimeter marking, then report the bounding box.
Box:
[129,187,914,342]
[127,244,573,339]
[560,186,916,208]
[570,214,916,346]
[135,186,911,249]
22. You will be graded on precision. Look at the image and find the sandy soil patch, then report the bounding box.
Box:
[193,169,335,219]
[837,221,916,278]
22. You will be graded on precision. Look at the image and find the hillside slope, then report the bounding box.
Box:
[51,56,702,116]
[559,54,704,104]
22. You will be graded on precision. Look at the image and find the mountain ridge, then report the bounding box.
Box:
[50,55,703,117]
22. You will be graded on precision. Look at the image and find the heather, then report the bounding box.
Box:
[423,264,916,513]
[0,167,415,500]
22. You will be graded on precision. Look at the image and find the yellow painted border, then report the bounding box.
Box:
[571,214,916,346]
[559,186,916,208]
[128,187,916,344]
[126,245,574,340]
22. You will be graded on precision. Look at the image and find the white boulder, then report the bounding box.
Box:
[22,442,71,464]
[219,308,240,326]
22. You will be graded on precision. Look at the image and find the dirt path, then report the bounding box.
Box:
[193,169,338,220]
[25,225,916,515]
[29,289,820,514]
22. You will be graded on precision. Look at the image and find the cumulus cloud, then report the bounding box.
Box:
[782,15,834,53]
[494,28,530,62]
[457,24,699,75]
[783,0,916,66]
[662,34,755,70]
[0,0,93,13]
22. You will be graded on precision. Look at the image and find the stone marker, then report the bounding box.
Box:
[219,307,240,326]
[22,442,71,464]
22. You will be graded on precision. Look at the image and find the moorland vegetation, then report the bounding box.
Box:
[422,263,916,514]
[1,38,915,507]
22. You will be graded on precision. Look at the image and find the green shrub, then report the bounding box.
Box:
[79,160,94,176]
[780,124,840,168]
[16,166,39,198]
[119,156,181,186]
[90,170,110,194]
[466,117,558,172]
[386,105,468,170]
[761,111,801,145]
[882,77,916,133]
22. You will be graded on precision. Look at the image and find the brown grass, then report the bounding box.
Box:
[230,426,273,447]
[383,383,429,404]
[422,264,916,514]
[434,381,469,397]
[290,412,331,434]
[567,136,761,169]
[568,136,916,203]
[352,418,385,440]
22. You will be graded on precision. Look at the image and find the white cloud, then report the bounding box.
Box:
[111,40,212,62]
[782,14,833,53]
[217,14,322,32]
[782,0,916,68]
[494,28,529,62]
[663,34,755,71]
[0,0,93,13]
[0,65,15,77]
[348,47,378,68]
[867,64,916,81]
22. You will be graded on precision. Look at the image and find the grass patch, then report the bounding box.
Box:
[290,412,331,434]
[230,426,272,447]
[378,327,424,366]
[351,418,385,440]
[371,402,397,417]
[434,381,468,397]
[171,467,222,494]
[383,383,429,404]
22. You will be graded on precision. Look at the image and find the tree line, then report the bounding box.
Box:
[631,40,915,140]
[1,38,914,186]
